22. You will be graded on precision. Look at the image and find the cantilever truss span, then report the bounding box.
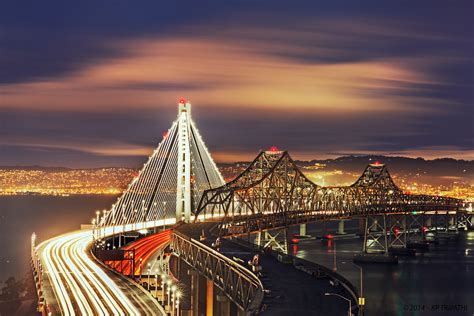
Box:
[195,150,464,234]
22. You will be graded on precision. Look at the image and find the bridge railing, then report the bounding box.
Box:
[170,231,264,314]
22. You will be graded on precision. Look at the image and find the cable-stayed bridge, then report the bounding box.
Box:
[102,99,224,227]
[32,99,471,316]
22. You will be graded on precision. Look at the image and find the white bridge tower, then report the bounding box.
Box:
[102,98,224,227]
[176,100,192,222]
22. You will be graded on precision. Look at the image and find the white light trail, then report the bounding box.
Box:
[38,230,141,315]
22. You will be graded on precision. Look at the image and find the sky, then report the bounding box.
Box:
[0,1,473,167]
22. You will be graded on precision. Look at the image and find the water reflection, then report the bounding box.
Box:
[294,221,474,316]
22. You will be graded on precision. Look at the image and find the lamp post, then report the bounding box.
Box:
[141,199,145,230]
[325,293,352,316]
[95,211,100,240]
[161,274,166,302]
[92,218,96,241]
[171,285,177,316]
[353,263,365,312]
[153,202,157,233]
[167,280,172,309]
[154,274,158,298]
[162,201,167,231]
[147,266,151,291]
[176,291,181,316]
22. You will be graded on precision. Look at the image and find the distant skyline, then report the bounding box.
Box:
[1,1,473,168]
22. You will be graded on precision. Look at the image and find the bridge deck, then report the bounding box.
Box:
[37,230,164,315]
[177,223,354,315]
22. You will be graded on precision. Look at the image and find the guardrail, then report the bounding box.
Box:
[229,237,363,316]
[31,233,49,315]
[171,231,264,314]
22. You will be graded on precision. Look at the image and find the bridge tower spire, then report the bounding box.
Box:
[176,99,192,222]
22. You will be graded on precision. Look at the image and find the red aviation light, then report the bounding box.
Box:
[394,227,400,237]
[162,131,169,139]
[270,146,279,153]
[326,234,334,239]
[422,226,428,234]
[373,161,381,166]
[179,97,186,104]
[291,238,299,244]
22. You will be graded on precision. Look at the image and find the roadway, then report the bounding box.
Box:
[37,229,164,315]
[177,222,354,315]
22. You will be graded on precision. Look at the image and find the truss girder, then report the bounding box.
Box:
[171,232,263,312]
[196,151,464,236]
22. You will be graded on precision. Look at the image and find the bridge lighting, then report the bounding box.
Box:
[179,98,186,104]
[394,227,399,237]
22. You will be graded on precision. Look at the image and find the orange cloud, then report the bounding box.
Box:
[1,34,440,115]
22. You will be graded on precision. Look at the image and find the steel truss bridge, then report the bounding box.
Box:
[33,99,470,316]
[195,150,465,240]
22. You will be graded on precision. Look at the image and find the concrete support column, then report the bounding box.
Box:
[236,308,246,316]
[321,221,328,237]
[358,218,365,235]
[206,279,213,316]
[371,219,378,231]
[449,216,455,226]
[256,231,262,247]
[299,224,306,236]
[425,217,432,227]
[216,292,230,316]
[338,220,345,234]
[188,270,199,316]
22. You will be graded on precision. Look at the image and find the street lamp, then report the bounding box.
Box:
[147,266,151,291]
[162,201,167,231]
[153,202,157,232]
[161,274,166,302]
[325,293,352,316]
[176,290,182,316]
[171,285,177,316]
[167,280,172,309]
[353,263,365,311]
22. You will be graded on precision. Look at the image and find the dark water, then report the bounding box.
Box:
[0,195,118,283]
[293,222,474,316]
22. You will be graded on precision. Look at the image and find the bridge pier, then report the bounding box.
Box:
[206,279,214,316]
[299,223,307,236]
[254,228,291,255]
[355,215,398,264]
[216,290,231,316]
[388,214,407,249]
[363,215,388,254]
[188,270,199,316]
[358,218,365,236]
[338,220,345,235]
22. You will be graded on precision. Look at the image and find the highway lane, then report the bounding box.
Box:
[38,230,164,315]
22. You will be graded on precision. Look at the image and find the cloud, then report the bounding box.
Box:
[0,8,472,165]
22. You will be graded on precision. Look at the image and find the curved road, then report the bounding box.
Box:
[38,230,164,316]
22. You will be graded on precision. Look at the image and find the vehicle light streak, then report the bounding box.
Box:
[38,230,141,315]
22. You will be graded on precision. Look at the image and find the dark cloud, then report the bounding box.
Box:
[0,1,472,165]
